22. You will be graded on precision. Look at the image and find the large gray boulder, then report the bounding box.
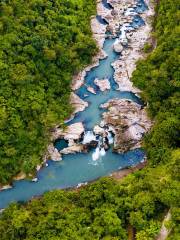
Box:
[101,99,152,152]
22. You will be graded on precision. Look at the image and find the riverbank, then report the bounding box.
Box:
[111,160,147,180]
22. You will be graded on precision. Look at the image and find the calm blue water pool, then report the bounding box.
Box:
[0,149,144,209]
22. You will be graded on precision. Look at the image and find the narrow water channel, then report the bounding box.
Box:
[0,0,148,209]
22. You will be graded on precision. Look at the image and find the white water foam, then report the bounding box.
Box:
[92,145,106,161]
[107,132,114,144]
[100,147,106,156]
[92,147,100,161]
[83,131,96,144]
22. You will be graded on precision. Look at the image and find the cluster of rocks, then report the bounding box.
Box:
[71,48,107,91]
[72,0,155,94]
[49,0,155,158]
[100,99,152,152]
[110,0,155,93]
[46,122,85,160]
[106,0,137,34]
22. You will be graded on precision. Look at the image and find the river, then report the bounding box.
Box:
[0,0,150,209]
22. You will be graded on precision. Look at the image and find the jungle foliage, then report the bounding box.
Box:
[132,0,180,169]
[0,0,97,183]
[0,0,179,239]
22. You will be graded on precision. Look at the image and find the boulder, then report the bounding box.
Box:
[61,144,84,154]
[47,144,62,161]
[52,122,85,142]
[0,185,12,191]
[13,172,26,181]
[101,99,152,152]
[32,178,38,182]
[93,125,107,137]
[70,92,88,114]
[113,40,123,53]
[87,86,96,94]
[94,78,111,91]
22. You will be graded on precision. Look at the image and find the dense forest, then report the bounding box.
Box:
[0,0,97,184]
[0,0,179,239]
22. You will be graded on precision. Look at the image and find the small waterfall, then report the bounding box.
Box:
[92,147,101,161]
[83,131,96,144]
[92,135,107,161]
[120,25,127,39]
[92,145,106,161]
[100,147,106,156]
[107,132,114,144]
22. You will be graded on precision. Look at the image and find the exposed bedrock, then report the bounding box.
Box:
[70,92,88,115]
[93,125,107,137]
[87,86,96,94]
[94,78,111,91]
[72,0,155,92]
[97,0,112,19]
[91,17,107,49]
[100,99,152,153]
[47,144,62,162]
[60,144,85,155]
[112,21,153,93]
[52,122,85,143]
[48,122,85,157]
[113,39,123,53]
[71,48,107,91]
[111,0,155,93]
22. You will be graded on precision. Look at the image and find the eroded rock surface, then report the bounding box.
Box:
[60,144,84,154]
[93,125,107,137]
[87,86,96,94]
[94,78,111,91]
[110,0,155,93]
[0,185,12,191]
[113,39,123,53]
[52,122,85,142]
[47,144,62,161]
[101,99,152,152]
[70,92,88,115]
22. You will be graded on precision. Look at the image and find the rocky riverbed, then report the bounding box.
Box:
[100,99,152,152]
[50,0,154,157]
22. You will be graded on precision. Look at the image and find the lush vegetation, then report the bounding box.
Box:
[0,170,179,240]
[0,0,97,184]
[0,0,179,239]
[132,0,180,168]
